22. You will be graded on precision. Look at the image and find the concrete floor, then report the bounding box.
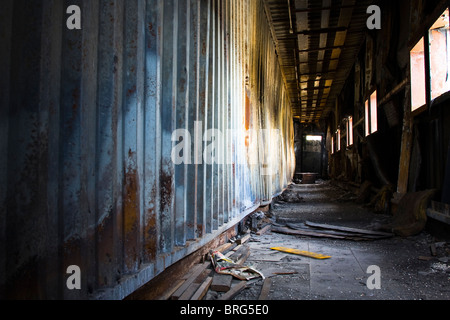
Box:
[231,181,450,300]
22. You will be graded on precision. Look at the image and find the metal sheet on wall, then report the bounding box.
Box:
[0,0,295,299]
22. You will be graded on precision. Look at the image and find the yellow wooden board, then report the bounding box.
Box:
[270,247,331,260]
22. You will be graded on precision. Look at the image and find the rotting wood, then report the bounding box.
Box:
[258,278,272,300]
[236,248,251,265]
[256,224,272,235]
[191,277,213,300]
[218,281,247,300]
[397,83,413,195]
[272,225,348,240]
[215,242,235,253]
[171,262,210,300]
[211,273,233,292]
[179,268,213,300]
[178,282,201,300]
[158,279,185,300]
[229,245,250,263]
[304,221,394,238]
[236,234,251,245]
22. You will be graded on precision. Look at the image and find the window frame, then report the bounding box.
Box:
[364,89,378,136]
[409,6,450,115]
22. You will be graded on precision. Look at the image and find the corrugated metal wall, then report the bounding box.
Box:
[0,0,295,299]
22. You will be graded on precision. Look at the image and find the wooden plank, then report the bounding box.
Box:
[272,225,347,239]
[218,281,247,300]
[178,282,200,300]
[191,277,213,300]
[271,247,331,260]
[304,221,394,237]
[179,269,212,300]
[158,279,185,300]
[256,224,272,235]
[215,242,234,254]
[258,278,272,300]
[396,84,413,194]
[211,273,233,292]
[229,245,250,262]
[236,248,251,265]
[171,262,210,300]
[236,234,251,245]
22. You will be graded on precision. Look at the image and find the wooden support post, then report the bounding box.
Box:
[396,84,413,195]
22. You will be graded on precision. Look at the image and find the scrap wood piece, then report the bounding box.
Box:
[191,277,213,300]
[179,268,213,300]
[270,246,331,260]
[256,224,272,235]
[260,268,298,278]
[286,223,387,240]
[236,233,251,245]
[230,245,251,265]
[218,281,247,300]
[179,282,201,300]
[171,262,211,300]
[158,279,185,300]
[272,225,347,240]
[211,273,233,292]
[215,242,236,254]
[258,278,272,300]
[304,221,394,238]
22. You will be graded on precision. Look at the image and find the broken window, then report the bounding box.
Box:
[429,8,450,101]
[365,90,378,136]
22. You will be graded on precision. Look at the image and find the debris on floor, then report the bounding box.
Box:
[210,249,264,281]
[377,189,437,237]
[270,247,331,260]
[271,220,394,241]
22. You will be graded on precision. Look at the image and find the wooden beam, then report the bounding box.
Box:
[258,278,272,300]
[397,84,413,194]
[191,277,213,300]
[218,281,247,300]
[211,273,233,292]
[171,262,210,300]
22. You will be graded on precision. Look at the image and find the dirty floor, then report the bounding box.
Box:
[229,181,450,300]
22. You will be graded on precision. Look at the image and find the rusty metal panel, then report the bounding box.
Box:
[0,0,295,300]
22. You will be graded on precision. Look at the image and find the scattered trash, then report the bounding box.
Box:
[209,250,264,281]
[270,246,331,260]
[431,262,450,273]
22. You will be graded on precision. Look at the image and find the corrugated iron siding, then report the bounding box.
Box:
[0,0,295,299]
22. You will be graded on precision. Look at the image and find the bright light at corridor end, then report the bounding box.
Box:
[306,135,322,141]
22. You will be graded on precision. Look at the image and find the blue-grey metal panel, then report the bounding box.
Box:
[0,0,295,300]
